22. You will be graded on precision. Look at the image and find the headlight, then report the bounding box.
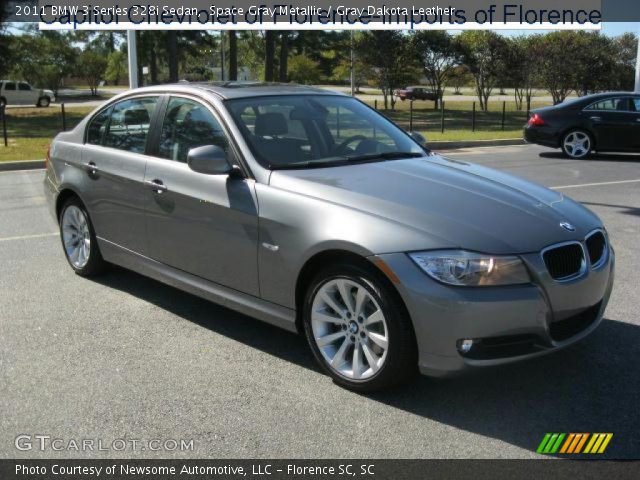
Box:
[408,250,530,286]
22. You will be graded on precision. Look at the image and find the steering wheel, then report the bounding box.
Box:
[334,135,368,155]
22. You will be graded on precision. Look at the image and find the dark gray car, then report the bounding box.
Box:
[44,83,614,391]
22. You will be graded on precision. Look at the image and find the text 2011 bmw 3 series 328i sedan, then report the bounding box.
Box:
[44,83,614,391]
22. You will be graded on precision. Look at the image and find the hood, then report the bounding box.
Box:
[268,155,602,254]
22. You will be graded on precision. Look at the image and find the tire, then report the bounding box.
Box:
[59,197,106,276]
[303,262,417,392]
[0,97,6,108]
[37,96,51,108]
[561,129,593,159]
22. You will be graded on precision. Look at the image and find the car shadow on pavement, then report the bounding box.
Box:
[92,268,638,459]
[539,151,640,162]
[91,267,321,372]
[367,317,640,459]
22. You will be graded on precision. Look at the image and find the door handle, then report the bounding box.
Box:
[590,116,602,122]
[84,162,100,175]
[145,179,168,193]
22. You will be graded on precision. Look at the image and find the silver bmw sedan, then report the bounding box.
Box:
[44,83,614,391]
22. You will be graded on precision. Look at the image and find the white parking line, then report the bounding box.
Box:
[551,179,640,190]
[0,232,57,242]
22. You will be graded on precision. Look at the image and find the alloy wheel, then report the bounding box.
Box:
[311,278,389,380]
[563,131,591,158]
[61,205,91,269]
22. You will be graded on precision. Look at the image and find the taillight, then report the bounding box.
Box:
[528,113,545,126]
[45,144,51,169]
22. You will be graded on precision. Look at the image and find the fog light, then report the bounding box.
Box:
[458,339,474,353]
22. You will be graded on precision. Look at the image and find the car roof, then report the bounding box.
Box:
[125,82,344,100]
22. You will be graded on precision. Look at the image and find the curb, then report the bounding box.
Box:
[428,138,526,150]
[0,160,46,172]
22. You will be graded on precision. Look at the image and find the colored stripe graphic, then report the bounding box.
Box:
[539,433,613,454]
[537,433,552,453]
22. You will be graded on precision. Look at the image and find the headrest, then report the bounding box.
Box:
[255,112,288,136]
[124,108,150,125]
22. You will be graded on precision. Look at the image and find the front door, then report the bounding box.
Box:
[585,97,633,150]
[143,96,260,296]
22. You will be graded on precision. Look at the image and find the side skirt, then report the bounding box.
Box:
[98,238,298,334]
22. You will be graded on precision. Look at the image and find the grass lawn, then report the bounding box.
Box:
[0,106,94,162]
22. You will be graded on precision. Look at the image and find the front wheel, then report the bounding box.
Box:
[303,263,417,392]
[59,198,106,276]
[561,130,592,159]
[37,96,51,108]
[0,97,6,108]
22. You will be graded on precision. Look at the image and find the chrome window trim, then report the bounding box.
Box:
[585,228,609,270]
[540,240,587,283]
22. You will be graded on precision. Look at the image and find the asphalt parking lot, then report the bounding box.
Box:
[0,145,638,459]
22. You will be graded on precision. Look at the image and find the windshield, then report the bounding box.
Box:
[225,95,424,169]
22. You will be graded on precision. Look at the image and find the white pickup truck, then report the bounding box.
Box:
[0,80,55,108]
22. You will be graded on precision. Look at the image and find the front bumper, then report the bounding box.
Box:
[374,247,615,377]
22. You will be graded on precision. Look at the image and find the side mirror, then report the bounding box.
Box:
[187,145,233,175]
[409,131,428,147]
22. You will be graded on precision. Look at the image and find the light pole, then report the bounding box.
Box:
[127,30,138,89]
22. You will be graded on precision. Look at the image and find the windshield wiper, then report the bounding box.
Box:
[270,151,424,170]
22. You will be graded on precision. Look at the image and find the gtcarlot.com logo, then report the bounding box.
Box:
[537,433,613,454]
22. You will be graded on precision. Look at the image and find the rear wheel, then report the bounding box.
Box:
[561,130,592,159]
[303,262,417,392]
[59,197,106,276]
[37,96,51,108]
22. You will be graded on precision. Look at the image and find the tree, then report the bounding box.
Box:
[264,31,276,81]
[356,32,417,110]
[332,58,371,92]
[458,31,507,111]
[167,32,179,82]
[449,65,471,95]
[573,32,618,96]
[411,31,462,108]
[501,35,542,110]
[0,2,12,79]
[105,50,127,86]
[287,54,322,84]
[537,31,581,104]
[80,50,108,95]
[11,32,77,95]
[279,32,289,82]
[613,32,638,91]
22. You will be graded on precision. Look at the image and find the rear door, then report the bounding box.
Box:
[143,95,260,295]
[81,95,160,254]
[18,82,38,105]
[584,97,633,150]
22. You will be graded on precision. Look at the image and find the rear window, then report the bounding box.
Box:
[584,98,628,111]
[4,82,15,91]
